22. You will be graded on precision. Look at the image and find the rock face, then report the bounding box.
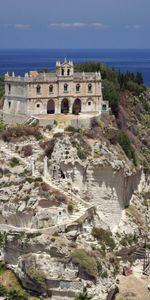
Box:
[48,136,145,228]
[0,132,149,300]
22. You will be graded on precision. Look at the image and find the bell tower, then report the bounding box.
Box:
[56,59,74,77]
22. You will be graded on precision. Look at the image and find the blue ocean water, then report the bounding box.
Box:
[0,49,150,86]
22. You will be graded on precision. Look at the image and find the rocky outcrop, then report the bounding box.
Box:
[48,136,146,228]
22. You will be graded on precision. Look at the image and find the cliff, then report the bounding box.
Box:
[0,84,149,299]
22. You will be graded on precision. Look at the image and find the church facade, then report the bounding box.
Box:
[3,59,108,117]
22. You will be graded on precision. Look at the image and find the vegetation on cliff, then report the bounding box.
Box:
[75,62,150,169]
[75,62,146,117]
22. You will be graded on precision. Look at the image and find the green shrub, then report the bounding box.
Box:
[46,124,52,131]
[101,270,108,279]
[0,125,42,142]
[0,120,7,131]
[77,147,87,160]
[54,119,58,126]
[120,233,138,247]
[9,157,20,168]
[92,227,115,250]
[96,260,103,275]
[6,288,28,300]
[74,291,93,300]
[67,202,74,213]
[71,249,98,279]
[27,267,46,289]
[65,125,76,132]
[71,140,87,160]
[0,283,7,296]
[0,233,4,246]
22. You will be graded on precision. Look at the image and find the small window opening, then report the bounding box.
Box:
[8,101,11,108]
[8,84,11,94]
[67,69,70,76]
[102,104,107,111]
[88,83,92,92]
[36,85,41,95]
[62,69,64,76]
[76,84,80,92]
[59,211,62,215]
[64,84,68,92]
[49,85,53,93]
[37,104,40,108]
[88,101,91,106]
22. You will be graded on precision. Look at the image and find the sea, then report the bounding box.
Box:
[0,48,150,86]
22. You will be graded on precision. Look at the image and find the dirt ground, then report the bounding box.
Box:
[117,263,150,300]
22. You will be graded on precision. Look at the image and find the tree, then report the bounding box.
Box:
[135,72,143,85]
[102,79,119,116]
[74,292,93,300]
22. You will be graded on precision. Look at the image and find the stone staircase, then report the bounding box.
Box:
[134,247,146,259]
[42,177,95,226]
[68,202,87,223]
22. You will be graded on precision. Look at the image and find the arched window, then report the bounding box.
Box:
[88,83,92,93]
[76,84,80,92]
[36,85,41,95]
[67,69,70,76]
[64,83,68,92]
[62,69,64,76]
[49,85,53,93]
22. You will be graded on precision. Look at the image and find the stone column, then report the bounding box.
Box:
[55,99,61,114]
[69,98,73,114]
[44,156,48,177]
[31,157,35,176]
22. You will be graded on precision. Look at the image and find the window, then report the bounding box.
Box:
[36,104,40,108]
[49,85,53,93]
[64,83,68,92]
[67,69,70,76]
[36,85,41,95]
[62,69,64,76]
[88,83,92,93]
[8,84,11,94]
[88,101,91,106]
[102,104,107,111]
[8,101,11,108]
[76,84,80,92]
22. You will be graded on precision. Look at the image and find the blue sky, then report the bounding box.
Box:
[0,0,149,49]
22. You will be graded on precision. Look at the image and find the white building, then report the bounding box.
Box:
[3,59,108,117]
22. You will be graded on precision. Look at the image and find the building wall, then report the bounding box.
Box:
[3,61,106,117]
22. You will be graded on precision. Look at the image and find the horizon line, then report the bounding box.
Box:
[0,48,150,50]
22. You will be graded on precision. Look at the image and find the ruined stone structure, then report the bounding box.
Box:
[3,59,108,117]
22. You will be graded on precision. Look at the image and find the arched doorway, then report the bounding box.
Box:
[47,99,55,114]
[72,98,81,114]
[61,99,69,113]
